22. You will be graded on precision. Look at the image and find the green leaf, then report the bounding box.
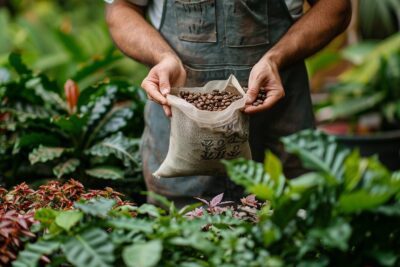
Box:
[338,190,394,213]
[29,145,65,165]
[9,52,32,75]
[53,158,80,178]
[343,150,366,191]
[308,219,352,251]
[282,130,351,184]
[12,240,60,267]
[86,104,134,146]
[86,132,140,167]
[264,150,285,195]
[135,204,163,218]
[223,158,282,201]
[107,217,154,233]
[316,91,386,121]
[55,210,83,231]
[74,198,116,217]
[52,114,87,136]
[13,133,60,153]
[123,240,162,267]
[62,228,114,267]
[85,166,124,180]
[34,208,59,226]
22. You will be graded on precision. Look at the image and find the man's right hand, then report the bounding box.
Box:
[141,53,186,117]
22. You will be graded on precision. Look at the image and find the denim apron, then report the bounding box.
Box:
[141,0,315,207]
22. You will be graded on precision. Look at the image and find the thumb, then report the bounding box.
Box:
[159,72,171,96]
[246,76,261,104]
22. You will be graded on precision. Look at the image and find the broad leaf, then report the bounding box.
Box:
[62,228,114,267]
[53,158,80,178]
[55,210,83,231]
[123,240,162,267]
[52,114,87,136]
[74,198,116,217]
[282,130,350,183]
[85,166,124,180]
[223,158,283,201]
[12,240,60,267]
[86,132,140,167]
[29,145,65,165]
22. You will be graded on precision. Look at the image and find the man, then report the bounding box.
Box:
[106,0,351,206]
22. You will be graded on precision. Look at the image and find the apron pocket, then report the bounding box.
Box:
[184,65,252,87]
[223,0,269,47]
[174,0,217,43]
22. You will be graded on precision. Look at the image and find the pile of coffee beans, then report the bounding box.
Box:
[251,88,267,106]
[179,90,243,111]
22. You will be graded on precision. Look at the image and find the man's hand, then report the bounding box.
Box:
[141,53,186,117]
[244,56,285,114]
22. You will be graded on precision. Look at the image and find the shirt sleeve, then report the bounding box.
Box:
[126,0,149,6]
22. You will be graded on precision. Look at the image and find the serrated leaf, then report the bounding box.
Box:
[74,198,116,217]
[85,166,124,180]
[86,132,140,167]
[62,228,114,267]
[12,240,60,267]
[55,210,83,231]
[29,145,65,165]
[53,158,80,178]
[123,240,162,267]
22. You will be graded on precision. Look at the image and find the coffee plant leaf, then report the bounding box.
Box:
[55,210,83,231]
[53,158,80,178]
[62,228,114,267]
[282,130,351,184]
[85,166,124,180]
[28,145,65,165]
[12,240,60,267]
[123,240,162,267]
[338,189,395,213]
[106,217,154,233]
[223,158,281,201]
[74,198,116,217]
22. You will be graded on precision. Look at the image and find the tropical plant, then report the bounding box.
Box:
[9,130,400,267]
[0,0,147,87]
[0,53,146,188]
[315,36,400,133]
[0,179,131,266]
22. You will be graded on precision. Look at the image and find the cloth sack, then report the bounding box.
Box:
[153,75,252,178]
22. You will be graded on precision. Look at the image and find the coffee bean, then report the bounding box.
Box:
[180,90,243,111]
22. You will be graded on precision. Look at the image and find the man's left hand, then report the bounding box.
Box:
[244,56,285,114]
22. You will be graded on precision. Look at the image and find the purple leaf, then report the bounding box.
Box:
[210,193,224,207]
[194,197,209,206]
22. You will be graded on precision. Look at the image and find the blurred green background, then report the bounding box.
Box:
[0,0,148,88]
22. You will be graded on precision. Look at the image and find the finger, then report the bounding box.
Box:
[159,72,171,96]
[142,80,167,105]
[162,105,172,117]
[243,94,282,114]
[246,73,262,104]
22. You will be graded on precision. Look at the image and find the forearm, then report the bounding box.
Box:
[265,0,351,68]
[106,0,177,66]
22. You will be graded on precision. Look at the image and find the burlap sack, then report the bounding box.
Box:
[153,75,251,178]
